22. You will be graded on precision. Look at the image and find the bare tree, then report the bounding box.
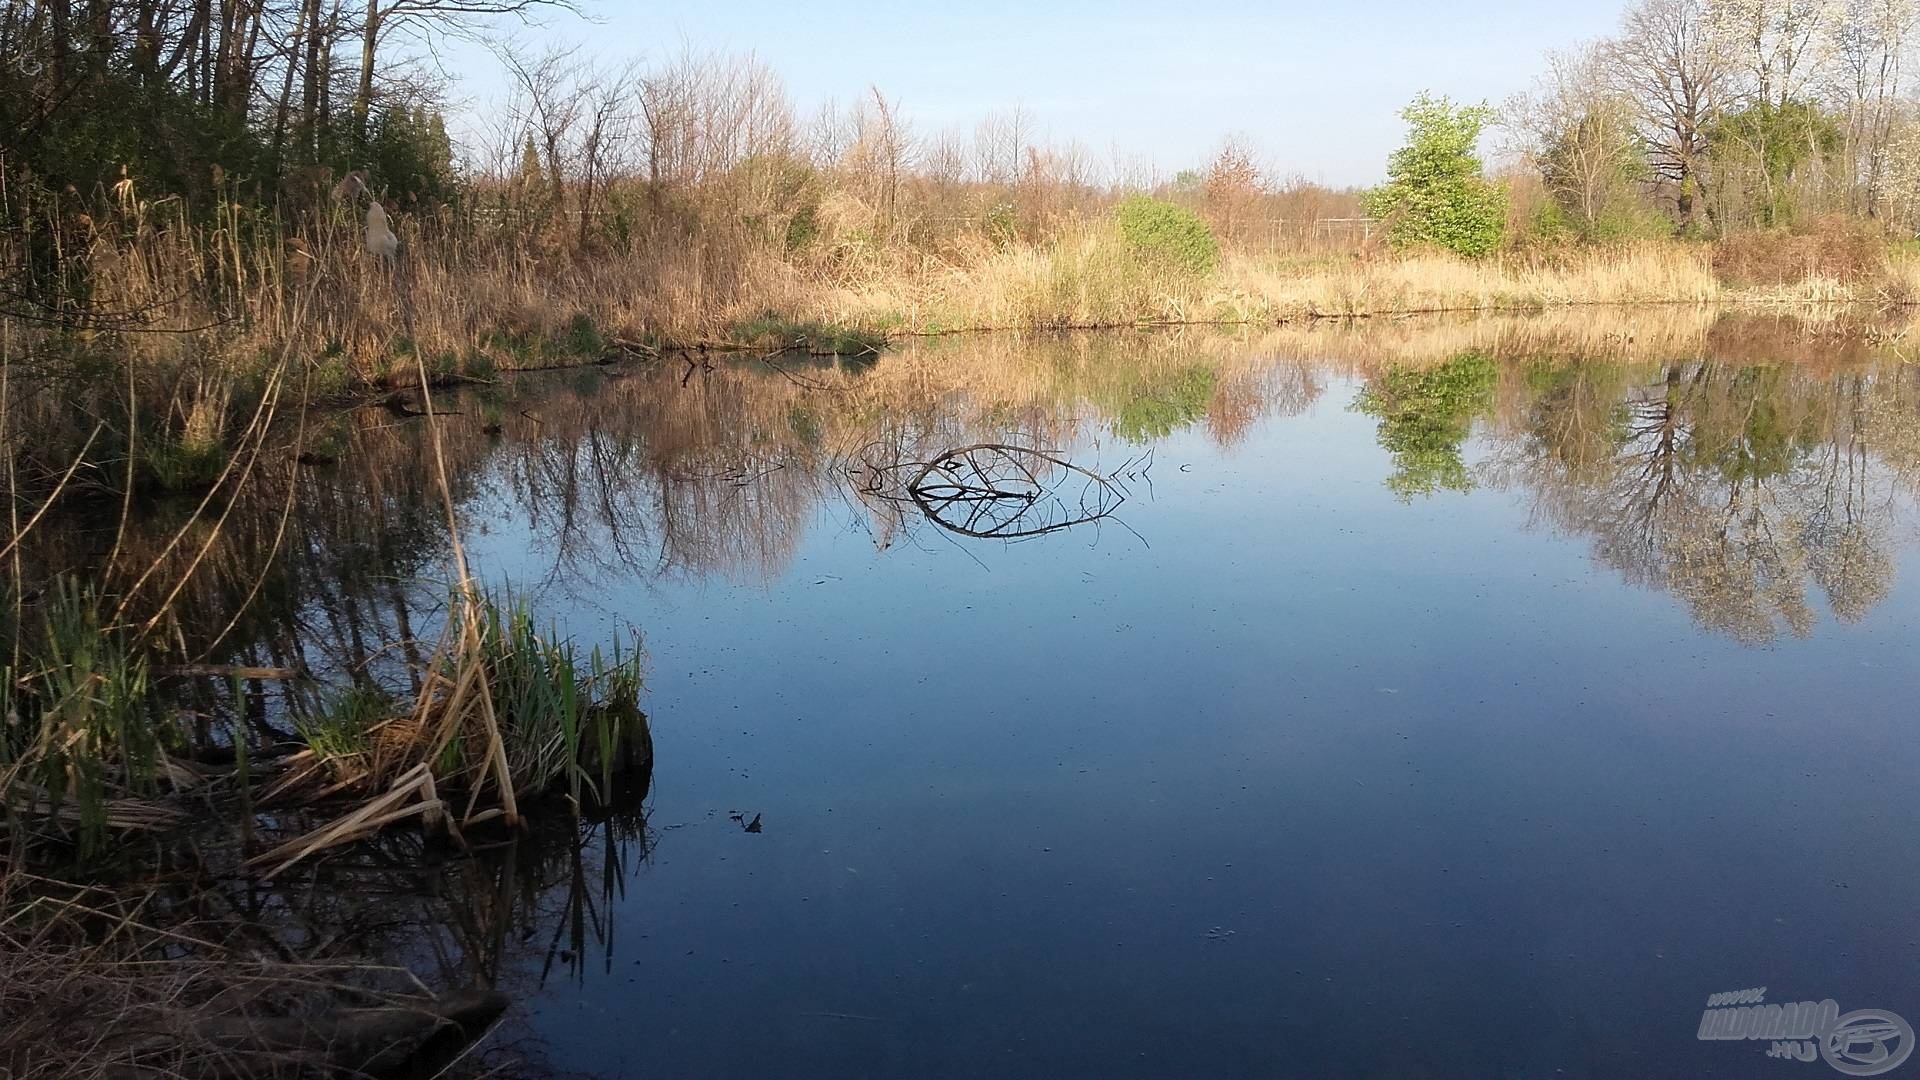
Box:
[1712,0,1833,109]
[1203,134,1267,242]
[634,46,794,222]
[841,86,914,233]
[971,106,1033,187]
[1606,0,1730,228]
[352,0,582,141]
[494,41,638,243]
[497,41,585,210]
[1827,0,1919,214]
[921,127,969,188]
[1509,43,1646,232]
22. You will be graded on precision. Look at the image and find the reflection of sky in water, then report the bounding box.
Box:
[445,344,1920,1079]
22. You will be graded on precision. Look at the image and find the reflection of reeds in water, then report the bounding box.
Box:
[0,793,652,1078]
[113,309,1920,606]
[0,874,496,1080]
[473,317,1920,647]
[14,310,1920,671]
[10,310,1920,858]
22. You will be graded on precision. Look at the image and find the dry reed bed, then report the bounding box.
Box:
[26,191,1920,411]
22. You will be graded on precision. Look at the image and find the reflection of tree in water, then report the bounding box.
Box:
[1354,352,1498,498]
[450,342,1916,645]
[1484,360,1903,644]
[460,336,1302,584]
[1105,365,1218,443]
[1207,360,1325,447]
[38,326,1920,676]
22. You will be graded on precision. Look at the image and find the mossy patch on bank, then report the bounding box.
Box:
[732,315,889,355]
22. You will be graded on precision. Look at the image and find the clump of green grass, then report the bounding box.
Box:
[140,434,228,491]
[295,684,387,782]
[470,594,646,809]
[264,587,649,824]
[552,314,609,359]
[0,579,170,853]
[308,356,355,400]
[473,316,611,373]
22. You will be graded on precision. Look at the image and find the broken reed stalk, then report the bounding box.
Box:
[0,279,327,853]
[243,342,534,871]
[248,762,446,878]
[412,343,521,829]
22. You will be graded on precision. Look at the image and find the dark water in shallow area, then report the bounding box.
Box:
[97,315,1920,1078]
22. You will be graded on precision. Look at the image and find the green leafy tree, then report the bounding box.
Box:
[1707,101,1841,227]
[1365,94,1508,257]
[1355,352,1498,498]
[1114,195,1220,276]
[365,103,458,207]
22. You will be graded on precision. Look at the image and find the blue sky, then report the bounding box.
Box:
[442,0,1624,186]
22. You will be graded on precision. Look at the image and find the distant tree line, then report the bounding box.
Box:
[0,0,574,208]
[8,0,1920,292]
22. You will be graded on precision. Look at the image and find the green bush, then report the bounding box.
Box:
[1365,94,1508,258]
[1109,366,1218,442]
[1114,196,1220,276]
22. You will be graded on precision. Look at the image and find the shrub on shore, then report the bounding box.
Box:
[1114,196,1221,277]
[1365,94,1508,258]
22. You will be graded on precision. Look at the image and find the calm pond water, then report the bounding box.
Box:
[131,311,1920,1077]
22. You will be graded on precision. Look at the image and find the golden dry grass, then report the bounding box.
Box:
[1224,243,1722,316]
[799,236,1908,334]
[19,187,1920,437]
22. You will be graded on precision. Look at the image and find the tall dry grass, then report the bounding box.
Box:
[28,192,1920,392]
[796,235,1915,335]
[1225,243,1721,316]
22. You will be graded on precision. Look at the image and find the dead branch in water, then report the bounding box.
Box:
[858,442,1136,540]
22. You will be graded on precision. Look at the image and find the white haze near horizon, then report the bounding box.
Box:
[427,0,1623,187]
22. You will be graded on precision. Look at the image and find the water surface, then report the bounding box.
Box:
[193,313,1920,1077]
